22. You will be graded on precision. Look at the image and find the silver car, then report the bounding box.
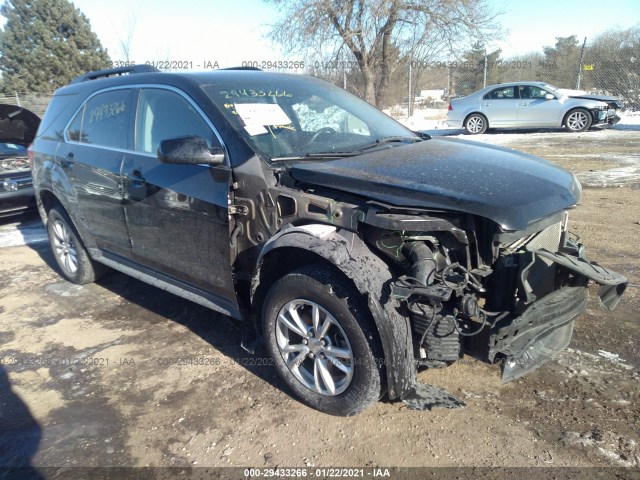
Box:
[446,82,622,134]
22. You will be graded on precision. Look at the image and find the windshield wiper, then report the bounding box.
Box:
[356,136,424,152]
[271,135,426,161]
[271,152,358,162]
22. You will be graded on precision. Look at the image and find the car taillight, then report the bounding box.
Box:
[448,103,453,111]
[27,145,34,168]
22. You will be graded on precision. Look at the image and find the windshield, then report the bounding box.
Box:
[541,83,563,96]
[201,74,416,160]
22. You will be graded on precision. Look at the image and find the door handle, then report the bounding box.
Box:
[484,103,491,106]
[126,170,146,185]
[60,152,74,168]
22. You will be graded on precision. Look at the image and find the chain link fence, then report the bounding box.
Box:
[447,54,639,110]
[307,34,639,116]
[0,92,53,117]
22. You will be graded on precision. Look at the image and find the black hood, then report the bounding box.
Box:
[0,104,41,146]
[288,138,581,231]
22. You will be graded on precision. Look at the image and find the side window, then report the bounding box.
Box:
[135,89,216,155]
[67,107,83,142]
[80,90,131,148]
[484,87,516,100]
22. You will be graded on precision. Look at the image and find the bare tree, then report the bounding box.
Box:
[583,25,640,109]
[267,0,501,106]
[113,15,137,62]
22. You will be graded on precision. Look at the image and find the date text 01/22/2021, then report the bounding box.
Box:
[108,60,221,70]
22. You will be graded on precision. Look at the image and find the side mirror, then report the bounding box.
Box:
[544,93,555,100]
[411,130,432,140]
[158,136,225,165]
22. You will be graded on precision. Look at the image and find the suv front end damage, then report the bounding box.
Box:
[268,138,628,409]
[366,209,628,386]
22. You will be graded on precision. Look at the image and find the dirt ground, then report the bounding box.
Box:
[0,127,638,476]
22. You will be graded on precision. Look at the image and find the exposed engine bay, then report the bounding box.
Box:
[360,209,627,382]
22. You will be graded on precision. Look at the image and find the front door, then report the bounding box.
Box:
[516,85,563,127]
[122,87,238,314]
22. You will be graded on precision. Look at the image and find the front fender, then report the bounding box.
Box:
[251,224,415,399]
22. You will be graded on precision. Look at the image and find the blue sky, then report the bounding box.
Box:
[4,0,640,64]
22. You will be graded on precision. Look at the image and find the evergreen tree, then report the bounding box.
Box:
[455,42,501,96]
[539,35,581,88]
[0,0,111,93]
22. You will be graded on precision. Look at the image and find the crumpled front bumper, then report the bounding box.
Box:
[490,250,627,382]
[536,249,627,309]
[593,109,621,126]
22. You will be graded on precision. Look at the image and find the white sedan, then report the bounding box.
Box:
[446,82,622,134]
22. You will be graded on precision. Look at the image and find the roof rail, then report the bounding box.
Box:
[70,64,160,84]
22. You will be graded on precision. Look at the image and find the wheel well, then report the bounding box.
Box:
[37,189,61,222]
[252,247,364,331]
[464,112,488,127]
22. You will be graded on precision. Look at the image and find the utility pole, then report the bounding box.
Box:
[576,37,587,89]
[483,55,488,88]
[342,50,347,90]
[408,58,413,118]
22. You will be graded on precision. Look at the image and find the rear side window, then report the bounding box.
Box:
[483,87,516,100]
[67,89,132,148]
[135,89,215,154]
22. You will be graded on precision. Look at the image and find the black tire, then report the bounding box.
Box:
[464,113,488,134]
[262,264,384,416]
[47,206,107,284]
[564,108,592,132]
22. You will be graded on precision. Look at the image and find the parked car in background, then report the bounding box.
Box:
[31,66,627,415]
[447,82,622,134]
[0,104,40,217]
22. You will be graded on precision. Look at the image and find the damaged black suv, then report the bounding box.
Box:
[31,66,627,415]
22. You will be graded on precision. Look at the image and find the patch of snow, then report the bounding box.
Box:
[0,221,47,248]
[577,166,640,188]
[615,110,640,129]
[563,431,638,468]
[597,350,633,369]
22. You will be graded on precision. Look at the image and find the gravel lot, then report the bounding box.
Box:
[1,126,638,477]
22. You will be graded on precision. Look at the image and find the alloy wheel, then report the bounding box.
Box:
[51,220,78,274]
[467,115,485,134]
[275,299,354,396]
[567,111,589,131]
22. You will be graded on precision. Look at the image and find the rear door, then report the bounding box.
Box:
[122,87,238,315]
[480,86,519,127]
[60,88,133,255]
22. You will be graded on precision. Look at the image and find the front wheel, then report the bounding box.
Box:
[47,206,107,284]
[262,264,384,416]
[564,108,592,132]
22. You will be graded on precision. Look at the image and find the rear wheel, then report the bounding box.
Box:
[47,206,107,284]
[564,108,592,132]
[464,113,488,134]
[262,264,384,416]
